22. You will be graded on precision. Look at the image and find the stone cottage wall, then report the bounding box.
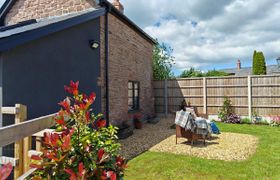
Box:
[100,13,154,124]
[4,0,97,25]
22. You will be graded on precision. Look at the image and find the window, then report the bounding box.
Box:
[128,81,140,111]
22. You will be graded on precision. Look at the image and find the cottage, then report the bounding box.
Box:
[0,0,156,127]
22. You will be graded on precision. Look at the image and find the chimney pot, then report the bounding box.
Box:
[237,59,241,70]
[112,0,124,13]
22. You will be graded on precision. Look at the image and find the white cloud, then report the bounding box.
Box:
[116,0,280,71]
[0,0,5,8]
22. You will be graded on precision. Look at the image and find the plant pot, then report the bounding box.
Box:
[134,121,143,129]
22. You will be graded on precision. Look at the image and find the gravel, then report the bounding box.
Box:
[119,117,259,161]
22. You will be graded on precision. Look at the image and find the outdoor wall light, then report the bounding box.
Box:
[89,40,99,49]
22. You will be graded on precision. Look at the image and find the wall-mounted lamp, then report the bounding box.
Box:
[89,40,99,49]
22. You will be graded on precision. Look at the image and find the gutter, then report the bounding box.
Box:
[0,0,16,26]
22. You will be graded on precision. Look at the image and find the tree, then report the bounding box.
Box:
[152,42,175,80]
[205,69,230,77]
[179,68,229,78]
[252,50,266,75]
[180,67,203,78]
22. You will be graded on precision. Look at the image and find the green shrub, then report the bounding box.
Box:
[241,118,252,124]
[218,97,233,122]
[252,50,267,75]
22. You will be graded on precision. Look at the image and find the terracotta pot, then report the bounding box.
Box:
[134,120,143,129]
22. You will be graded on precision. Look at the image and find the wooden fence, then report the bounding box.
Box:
[154,75,280,117]
[0,104,55,179]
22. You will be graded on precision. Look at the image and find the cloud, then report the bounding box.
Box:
[116,0,280,72]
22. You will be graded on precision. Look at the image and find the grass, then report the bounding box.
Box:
[125,123,280,180]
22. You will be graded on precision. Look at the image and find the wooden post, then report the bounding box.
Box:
[14,104,27,179]
[248,76,252,119]
[164,79,168,117]
[203,77,207,114]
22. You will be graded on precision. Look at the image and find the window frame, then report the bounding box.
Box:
[128,81,140,112]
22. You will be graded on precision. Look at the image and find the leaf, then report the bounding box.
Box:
[78,162,85,177]
[29,163,43,169]
[61,134,71,151]
[97,119,107,129]
[0,163,13,180]
[107,171,117,180]
[31,155,42,161]
[65,169,77,180]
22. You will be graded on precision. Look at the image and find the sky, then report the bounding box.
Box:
[1,0,280,75]
[113,0,280,75]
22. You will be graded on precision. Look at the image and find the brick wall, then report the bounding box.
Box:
[100,13,154,125]
[4,0,97,25]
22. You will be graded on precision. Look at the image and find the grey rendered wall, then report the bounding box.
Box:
[2,18,101,120]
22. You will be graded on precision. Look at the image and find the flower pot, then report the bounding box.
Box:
[134,121,143,129]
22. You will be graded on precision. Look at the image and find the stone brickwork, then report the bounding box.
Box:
[4,0,97,25]
[100,13,154,124]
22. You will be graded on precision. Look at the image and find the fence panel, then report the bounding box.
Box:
[154,75,280,117]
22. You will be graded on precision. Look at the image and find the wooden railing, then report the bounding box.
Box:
[0,104,56,179]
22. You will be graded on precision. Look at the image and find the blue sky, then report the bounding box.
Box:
[1,0,280,76]
[116,0,280,75]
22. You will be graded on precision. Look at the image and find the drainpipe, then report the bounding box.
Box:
[104,5,110,126]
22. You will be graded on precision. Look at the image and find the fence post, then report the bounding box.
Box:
[203,77,207,114]
[164,79,168,117]
[14,104,27,179]
[248,76,252,119]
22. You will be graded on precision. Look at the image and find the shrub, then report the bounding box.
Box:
[29,81,127,179]
[252,50,267,75]
[241,118,252,124]
[270,116,280,127]
[218,97,233,122]
[224,114,241,124]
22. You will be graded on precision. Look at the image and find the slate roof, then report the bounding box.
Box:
[0,8,101,39]
[0,0,156,52]
[0,8,106,52]
[220,65,280,76]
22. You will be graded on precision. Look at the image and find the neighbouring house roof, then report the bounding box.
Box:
[220,65,280,76]
[0,0,156,53]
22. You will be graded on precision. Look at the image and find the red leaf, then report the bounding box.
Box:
[65,169,77,180]
[50,133,60,147]
[97,149,105,162]
[78,162,85,177]
[0,163,13,180]
[85,112,90,123]
[64,81,79,96]
[31,155,42,161]
[97,119,107,128]
[58,99,70,113]
[107,171,117,180]
[62,134,71,151]
[29,163,43,169]
[55,116,65,125]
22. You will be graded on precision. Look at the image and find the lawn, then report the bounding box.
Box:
[125,123,280,180]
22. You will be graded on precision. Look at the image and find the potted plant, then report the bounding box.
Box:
[133,113,143,129]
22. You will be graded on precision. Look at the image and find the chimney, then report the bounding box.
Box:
[237,59,241,70]
[112,0,124,13]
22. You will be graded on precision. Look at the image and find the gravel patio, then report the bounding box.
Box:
[119,117,258,161]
